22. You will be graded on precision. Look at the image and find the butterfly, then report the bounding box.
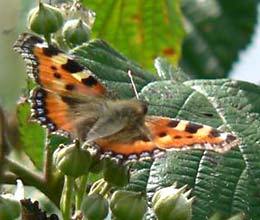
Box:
[13,33,240,161]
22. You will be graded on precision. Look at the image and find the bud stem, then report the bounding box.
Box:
[75,174,88,210]
[60,176,74,220]
[44,33,51,45]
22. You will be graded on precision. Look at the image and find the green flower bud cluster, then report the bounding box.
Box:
[62,19,90,47]
[110,190,147,220]
[152,183,194,220]
[28,2,64,36]
[81,193,109,220]
[53,140,92,178]
[103,158,129,187]
[27,1,91,46]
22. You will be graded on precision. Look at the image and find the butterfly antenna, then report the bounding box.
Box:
[128,70,140,100]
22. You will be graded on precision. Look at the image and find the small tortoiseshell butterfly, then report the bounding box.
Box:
[13,33,240,161]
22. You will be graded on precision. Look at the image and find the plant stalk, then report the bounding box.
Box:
[5,157,61,206]
[44,134,53,182]
[60,175,74,220]
[75,174,88,210]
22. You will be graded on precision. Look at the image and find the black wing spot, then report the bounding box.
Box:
[185,123,203,133]
[42,45,60,57]
[61,96,83,108]
[62,59,84,73]
[54,72,61,79]
[226,134,237,143]
[65,84,75,91]
[174,135,182,139]
[141,136,150,142]
[209,129,220,137]
[51,65,57,70]
[158,132,167,137]
[81,76,98,87]
[168,120,179,128]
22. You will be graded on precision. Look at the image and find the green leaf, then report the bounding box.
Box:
[71,39,157,98]
[82,0,185,69]
[125,161,152,192]
[181,0,259,78]
[139,77,260,219]
[81,0,258,79]
[17,101,45,169]
[48,134,70,152]
[154,57,190,82]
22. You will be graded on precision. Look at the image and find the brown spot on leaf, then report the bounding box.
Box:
[162,48,175,56]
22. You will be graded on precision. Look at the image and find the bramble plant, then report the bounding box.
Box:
[0,0,260,220]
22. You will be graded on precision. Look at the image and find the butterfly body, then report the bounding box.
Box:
[14,33,240,160]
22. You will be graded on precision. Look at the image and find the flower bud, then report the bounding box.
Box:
[28,2,64,35]
[53,141,92,177]
[110,190,147,220]
[152,183,194,220]
[103,159,129,187]
[62,19,91,47]
[88,151,104,174]
[0,194,21,220]
[81,193,109,220]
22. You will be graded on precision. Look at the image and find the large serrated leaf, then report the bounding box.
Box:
[139,77,260,219]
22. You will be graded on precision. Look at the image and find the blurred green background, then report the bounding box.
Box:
[0,0,32,109]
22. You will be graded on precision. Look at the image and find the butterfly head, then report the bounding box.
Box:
[131,99,148,115]
[121,99,148,118]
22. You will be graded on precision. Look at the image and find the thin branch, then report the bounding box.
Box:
[5,157,44,187]
[0,172,17,184]
[43,134,53,182]
[4,157,61,206]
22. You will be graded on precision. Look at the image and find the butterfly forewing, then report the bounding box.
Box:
[14,33,106,135]
[14,33,106,97]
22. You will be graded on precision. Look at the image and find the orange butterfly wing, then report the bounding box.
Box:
[31,88,75,134]
[14,33,106,96]
[14,33,106,135]
[96,116,239,160]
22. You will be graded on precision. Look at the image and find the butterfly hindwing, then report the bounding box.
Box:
[145,116,239,153]
[31,88,74,135]
[96,116,239,160]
